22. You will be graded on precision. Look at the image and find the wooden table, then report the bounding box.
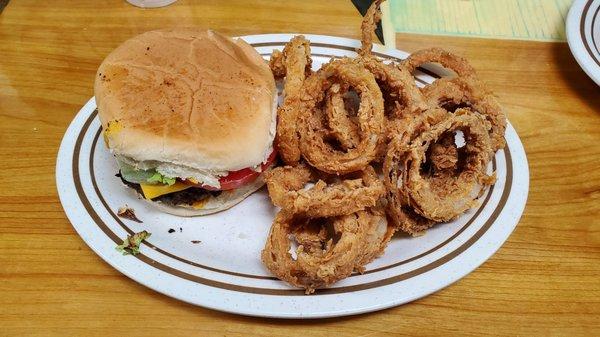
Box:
[1,0,599,335]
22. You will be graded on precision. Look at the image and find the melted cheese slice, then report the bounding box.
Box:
[139,181,191,199]
[103,120,122,147]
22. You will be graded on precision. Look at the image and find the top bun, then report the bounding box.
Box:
[95,29,277,172]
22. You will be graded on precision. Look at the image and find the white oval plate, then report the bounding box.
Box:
[567,0,600,86]
[56,34,529,319]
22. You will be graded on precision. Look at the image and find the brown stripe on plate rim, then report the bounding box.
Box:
[89,123,497,279]
[591,2,599,54]
[73,111,123,245]
[72,108,513,295]
[581,0,600,67]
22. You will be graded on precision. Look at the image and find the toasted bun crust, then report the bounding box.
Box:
[95,29,277,172]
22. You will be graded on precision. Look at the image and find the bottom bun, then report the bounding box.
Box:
[142,171,268,216]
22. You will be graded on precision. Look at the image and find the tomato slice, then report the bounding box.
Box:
[183,150,276,191]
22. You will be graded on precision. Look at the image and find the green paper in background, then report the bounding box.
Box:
[389,0,573,41]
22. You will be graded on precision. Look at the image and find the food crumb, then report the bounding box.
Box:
[191,240,201,244]
[116,230,151,256]
[117,205,142,223]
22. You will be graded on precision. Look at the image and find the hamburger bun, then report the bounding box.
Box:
[95,28,277,173]
[94,28,277,214]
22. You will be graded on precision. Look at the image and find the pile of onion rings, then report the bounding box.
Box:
[262,0,506,293]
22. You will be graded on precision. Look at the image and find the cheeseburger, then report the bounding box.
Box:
[95,29,277,216]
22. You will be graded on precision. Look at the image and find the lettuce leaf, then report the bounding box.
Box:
[147,172,176,186]
[118,161,176,186]
[116,230,151,256]
[119,163,155,183]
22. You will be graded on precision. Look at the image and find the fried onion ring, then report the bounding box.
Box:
[265,164,384,218]
[261,4,507,292]
[261,209,388,293]
[269,49,285,78]
[428,132,459,171]
[324,83,361,150]
[392,108,461,171]
[401,47,476,79]
[384,109,495,232]
[423,76,507,152]
[358,0,384,56]
[386,107,449,147]
[352,207,396,271]
[298,58,385,174]
[356,0,426,120]
[360,57,428,120]
[272,36,313,165]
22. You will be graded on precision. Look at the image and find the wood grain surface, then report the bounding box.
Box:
[1,0,599,336]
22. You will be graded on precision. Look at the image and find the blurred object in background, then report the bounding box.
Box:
[352,0,385,43]
[126,0,177,8]
[351,0,395,49]
[363,0,573,42]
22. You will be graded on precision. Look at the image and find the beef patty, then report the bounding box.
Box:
[117,172,222,206]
